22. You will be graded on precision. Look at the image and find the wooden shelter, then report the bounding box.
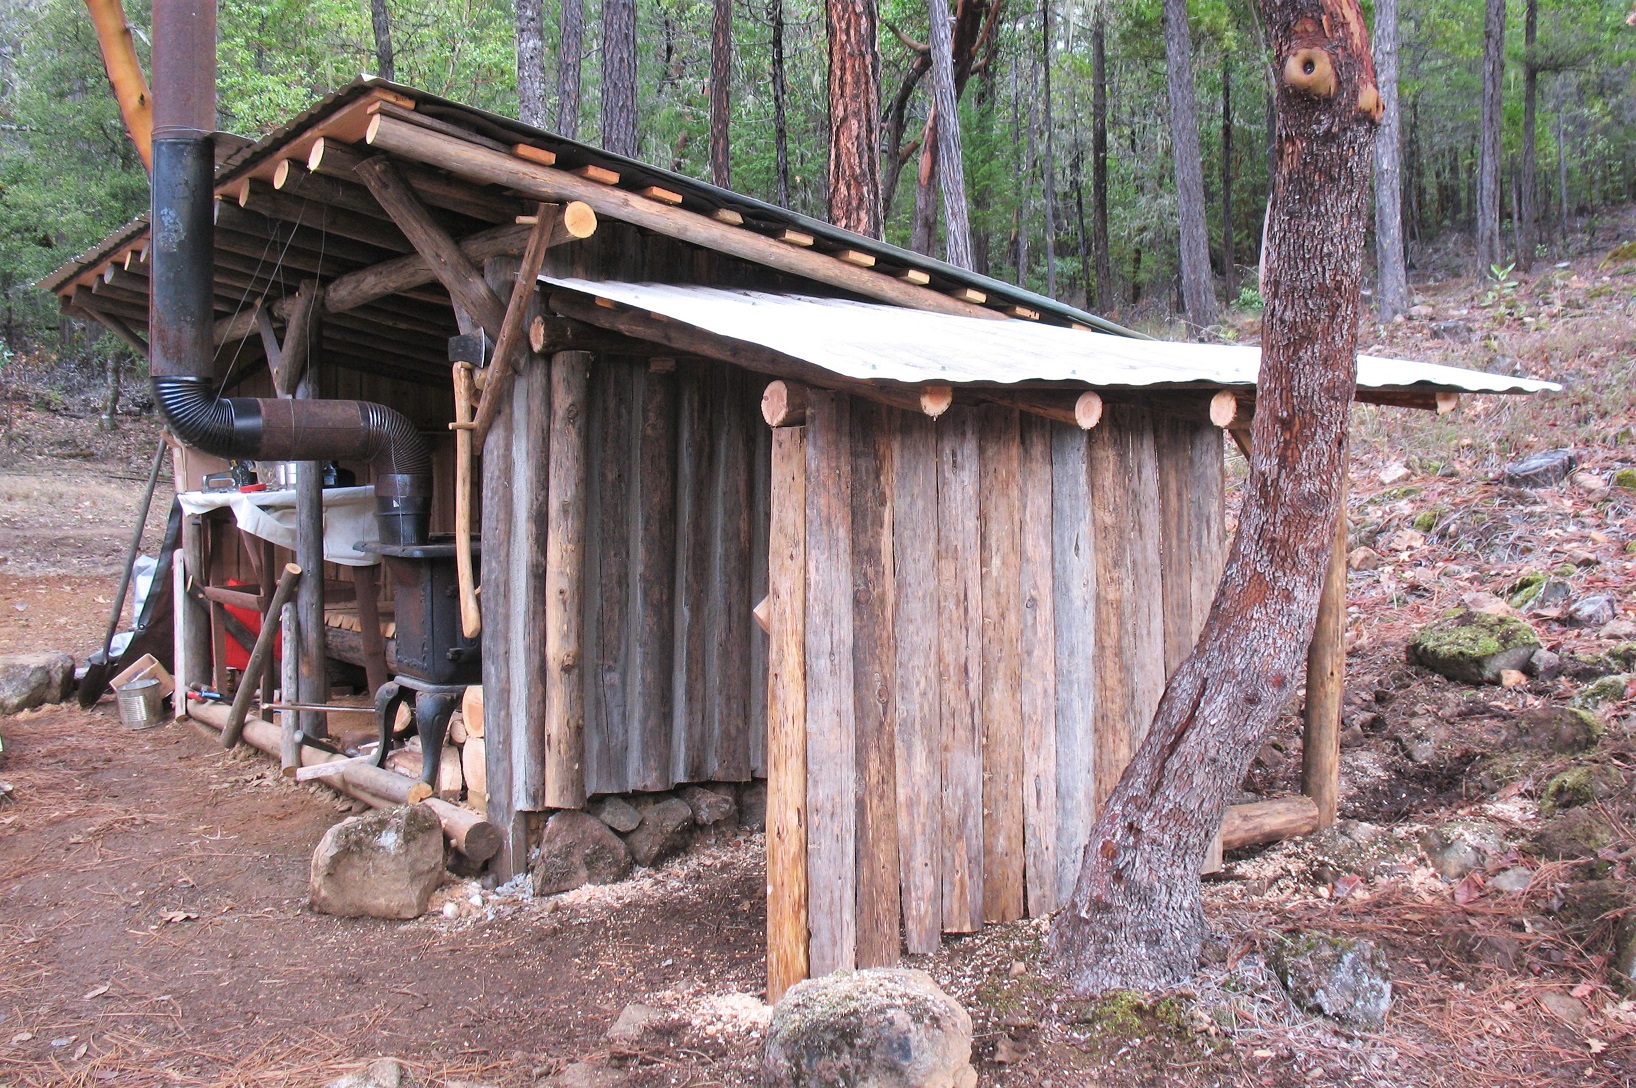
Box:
[43,80,1555,998]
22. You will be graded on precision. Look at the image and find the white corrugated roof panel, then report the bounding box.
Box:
[540,277,1560,395]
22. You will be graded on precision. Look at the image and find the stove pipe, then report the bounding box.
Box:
[147,0,432,545]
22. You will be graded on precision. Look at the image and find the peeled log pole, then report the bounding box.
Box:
[1048,0,1378,993]
[221,563,302,749]
[190,703,502,862]
[1220,796,1320,850]
[541,350,591,808]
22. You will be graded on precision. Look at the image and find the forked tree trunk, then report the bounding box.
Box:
[1048,0,1379,992]
[601,0,639,157]
[826,0,883,237]
[1372,0,1410,318]
[515,0,547,126]
[710,0,732,187]
[1162,0,1220,330]
[1476,0,1505,274]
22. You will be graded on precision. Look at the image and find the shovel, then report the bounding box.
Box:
[80,435,169,707]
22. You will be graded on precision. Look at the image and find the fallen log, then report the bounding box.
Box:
[189,703,500,862]
[1219,795,1321,852]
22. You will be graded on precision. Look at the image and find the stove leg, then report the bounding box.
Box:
[413,690,459,790]
[372,681,409,769]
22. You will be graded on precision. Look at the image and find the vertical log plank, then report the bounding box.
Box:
[1303,467,1348,827]
[766,425,809,1001]
[892,413,944,955]
[804,390,857,976]
[1189,425,1229,630]
[1125,408,1167,748]
[1050,424,1097,904]
[480,349,524,875]
[1156,415,1197,677]
[850,399,900,967]
[629,365,678,790]
[1018,414,1059,917]
[936,408,983,935]
[670,368,711,784]
[544,350,592,808]
[704,365,754,781]
[1088,407,1134,808]
[506,349,552,810]
[976,404,1025,924]
[748,397,772,778]
[582,360,634,795]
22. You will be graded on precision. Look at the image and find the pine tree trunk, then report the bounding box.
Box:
[515,0,547,126]
[1162,0,1219,330]
[1041,0,1056,297]
[1091,10,1111,310]
[557,0,584,137]
[1048,0,1378,992]
[826,0,883,236]
[710,0,732,187]
[771,0,791,207]
[1476,0,1506,274]
[1220,55,1236,302]
[928,0,973,269]
[1074,143,1092,309]
[1556,100,1569,239]
[1518,0,1539,268]
[601,0,639,157]
[1372,0,1409,319]
[371,0,396,81]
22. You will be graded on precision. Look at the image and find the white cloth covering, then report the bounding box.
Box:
[177,485,381,566]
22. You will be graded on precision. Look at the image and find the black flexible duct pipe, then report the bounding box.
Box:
[148,0,433,546]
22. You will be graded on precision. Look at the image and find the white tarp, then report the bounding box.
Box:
[177,485,381,566]
[540,276,1559,396]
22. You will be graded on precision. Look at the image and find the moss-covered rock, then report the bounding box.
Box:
[1269,933,1392,1031]
[1508,572,1548,609]
[1408,611,1542,684]
[1517,706,1605,754]
[1613,467,1636,492]
[1412,509,1440,533]
[1574,675,1633,710]
[1539,764,1624,816]
[1533,807,1620,861]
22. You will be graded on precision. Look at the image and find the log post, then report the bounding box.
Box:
[766,425,809,1001]
[542,350,591,807]
[1301,466,1348,827]
[294,357,327,742]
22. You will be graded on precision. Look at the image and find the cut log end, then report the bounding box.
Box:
[562,200,598,239]
[1074,390,1104,430]
[919,384,954,419]
[1208,389,1239,428]
[1436,392,1459,415]
[406,781,434,804]
[762,380,808,427]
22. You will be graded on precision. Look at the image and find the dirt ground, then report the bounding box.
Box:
[2,214,1636,1087]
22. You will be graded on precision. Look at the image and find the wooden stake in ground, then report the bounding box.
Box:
[1048,0,1379,992]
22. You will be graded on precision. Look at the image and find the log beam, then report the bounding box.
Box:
[1219,796,1321,851]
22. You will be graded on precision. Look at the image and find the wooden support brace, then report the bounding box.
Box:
[1301,468,1348,828]
[470,203,564,447]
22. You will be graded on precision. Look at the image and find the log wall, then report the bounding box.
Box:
[765,394,1227,989]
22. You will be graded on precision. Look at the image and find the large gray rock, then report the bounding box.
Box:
[310,805,444,919]
[533,810,632,895]
[678,784,737,827]
[1568,595,1617,629]
[1407,612,1541,684]
[1517,706,1603,754]
[762,968,976,1088]
[622,795,695,867]
[1419,820,1506,879]
[589,795,642,833]
[0,651,73,715]
[1270,935,1392,1031]
[1503,448,1578,488]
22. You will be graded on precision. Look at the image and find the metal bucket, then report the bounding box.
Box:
[115,678,164,729]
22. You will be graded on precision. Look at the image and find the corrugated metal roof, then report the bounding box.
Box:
[541,276,1561,394]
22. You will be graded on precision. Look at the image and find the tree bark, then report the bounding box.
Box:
[601,0,639,157]
[557,0,585,137]
[1040,0,1056,296]
[1091,9,1111,309]
[1163,0,1219,330]
[1372,0,1409,318]
[770,0,791,206]
[1048,0,1378,991]
[515,0,547,127]
[1518,0,1539,268]
[826,0,883,236]
[922,0,968,266]
[370,0,396,81]
[1476,0,1506,274]
[710,0,733,187]
[1220,54,1235,302]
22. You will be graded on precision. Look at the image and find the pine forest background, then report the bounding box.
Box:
[0,0,1632,374]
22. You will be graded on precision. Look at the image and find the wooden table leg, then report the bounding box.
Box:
[352,564,390,695]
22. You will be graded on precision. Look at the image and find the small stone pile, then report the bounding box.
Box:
[533,780,766,896]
